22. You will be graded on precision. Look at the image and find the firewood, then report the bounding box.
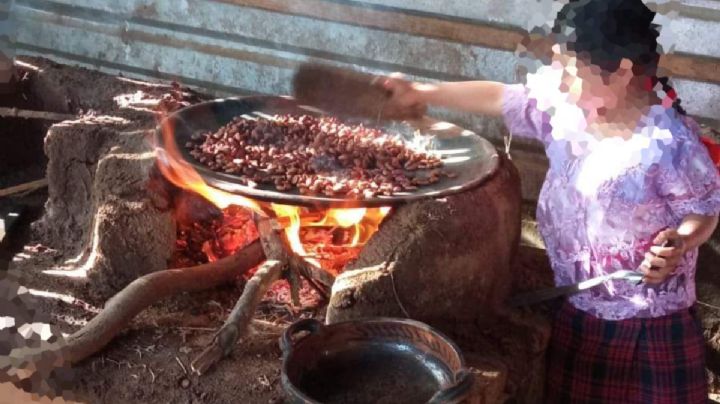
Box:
[190,259,283,375]
[190,216,335,375]
[0,178,48,198]
[288,252,334,299]
[292,63,426,121]
[191,217,289,375]
[0,240,265,383]
[0,107,76,121]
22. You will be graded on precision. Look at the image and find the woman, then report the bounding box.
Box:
[385,0,720,402]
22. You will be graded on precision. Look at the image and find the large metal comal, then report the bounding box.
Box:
[156,96,500,208]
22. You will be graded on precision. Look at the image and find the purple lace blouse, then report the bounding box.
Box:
[503,81,720,320]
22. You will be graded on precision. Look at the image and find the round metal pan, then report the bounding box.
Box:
[279,318,473,404]
[155,96,499,208]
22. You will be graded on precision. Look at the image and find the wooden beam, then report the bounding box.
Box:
[0,107,76,121]
[216,0,525,52]
[0,179,48,198]
[660,53,720,84]
[219,0,720,85]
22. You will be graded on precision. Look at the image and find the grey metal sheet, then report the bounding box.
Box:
[10,0,720,122]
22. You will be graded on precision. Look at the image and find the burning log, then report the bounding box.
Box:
[189,259,282,377]
[287,248,335,299]
[191,216,333,375]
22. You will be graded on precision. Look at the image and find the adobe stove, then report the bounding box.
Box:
[151,93,540,400]
[3,59,550,403]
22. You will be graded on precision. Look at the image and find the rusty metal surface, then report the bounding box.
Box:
[156,96,500,208]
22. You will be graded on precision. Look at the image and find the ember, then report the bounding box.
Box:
[275,205,391,275]
[172,203,390,276]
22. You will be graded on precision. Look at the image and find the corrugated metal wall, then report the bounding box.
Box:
[11,0,720,138]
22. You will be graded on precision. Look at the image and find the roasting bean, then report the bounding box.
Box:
[189,114,448,198]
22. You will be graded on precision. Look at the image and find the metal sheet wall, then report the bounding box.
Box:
[11,0,720,134]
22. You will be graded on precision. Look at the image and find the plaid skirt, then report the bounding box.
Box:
[545,301,707,404]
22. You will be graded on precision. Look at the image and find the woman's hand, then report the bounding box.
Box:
[639,229,687,284]
[379,73,429,119]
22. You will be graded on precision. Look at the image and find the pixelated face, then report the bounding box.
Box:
[551,44,635,119]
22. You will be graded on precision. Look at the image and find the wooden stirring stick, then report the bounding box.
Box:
[291,63,425,122]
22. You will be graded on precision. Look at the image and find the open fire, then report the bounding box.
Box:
[156,109,392,274]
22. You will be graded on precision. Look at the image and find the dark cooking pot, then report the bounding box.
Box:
[280,318,473,404]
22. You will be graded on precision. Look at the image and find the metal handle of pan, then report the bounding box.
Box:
[427,368,474,404]
[279,318,323,357]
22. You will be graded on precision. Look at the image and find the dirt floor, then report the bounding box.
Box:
[2,238,551,404]
[71,301,288,404]
[4,245,321,404]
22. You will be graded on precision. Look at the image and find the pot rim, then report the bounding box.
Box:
[279,317,468,404]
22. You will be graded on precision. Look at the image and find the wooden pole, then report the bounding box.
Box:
[0,179,48,198]
[0,107,76,122]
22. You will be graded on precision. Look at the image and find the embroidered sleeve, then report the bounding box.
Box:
[657,123,720,218]
[501,84,552,145]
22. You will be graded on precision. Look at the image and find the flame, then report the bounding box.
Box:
[270,204,388,268]
[271,203,306,258]
[316,207,391,246]
[272,206,390,250]
[329,208,365,245]
[303,206,390,274]
[309,208,366,246]
[158,110,392,273]
[327,208,367,228]
[156,116,264,214]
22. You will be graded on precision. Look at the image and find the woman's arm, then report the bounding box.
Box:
[676,214,720,250]
[410,81,506,116]
[383,76,506,117]
[383,74,551,144]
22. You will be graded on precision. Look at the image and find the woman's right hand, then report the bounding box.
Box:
[377,73,429,119]
[377,75,505,118]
